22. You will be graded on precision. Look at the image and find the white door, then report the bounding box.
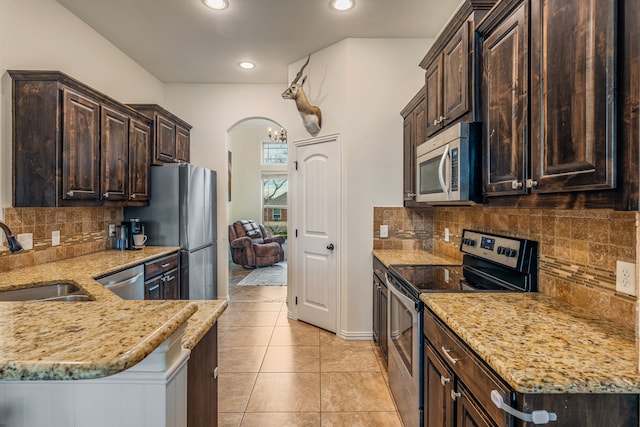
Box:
[292,134,340,333]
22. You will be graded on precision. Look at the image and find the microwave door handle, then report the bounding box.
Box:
[438,144,450,200]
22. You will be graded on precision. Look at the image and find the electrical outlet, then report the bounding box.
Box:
[17,233,33,251]
[444,228,450,243]
[108,224,116,237]
[444,268,450,283]
[616,260,636,296]
[51,230,60,246]
[380,225,388,239]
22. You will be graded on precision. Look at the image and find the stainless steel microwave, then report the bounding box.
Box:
[415,122,481,204]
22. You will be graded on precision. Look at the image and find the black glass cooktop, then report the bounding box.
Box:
[388,264,464,298]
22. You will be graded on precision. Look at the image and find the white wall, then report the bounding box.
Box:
[0,0,164,207]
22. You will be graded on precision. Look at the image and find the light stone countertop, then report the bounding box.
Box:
[0,247,226,380]
[421,292,640,394]
[372,249,461,267]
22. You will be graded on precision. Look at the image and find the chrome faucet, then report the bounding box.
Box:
[0,221,23,253]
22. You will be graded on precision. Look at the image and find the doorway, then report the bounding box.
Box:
[227,118,289,299]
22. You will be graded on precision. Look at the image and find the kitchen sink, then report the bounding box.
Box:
[0,282,94,302]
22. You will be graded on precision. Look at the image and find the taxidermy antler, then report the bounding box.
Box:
[282,55,322,136]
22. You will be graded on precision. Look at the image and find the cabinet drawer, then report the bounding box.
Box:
[424,308,511,426]
[373,256,388,282]
[145,253,179,278]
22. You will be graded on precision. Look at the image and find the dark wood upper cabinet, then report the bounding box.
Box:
[128,118,151,202]
[420,1,495,138]
[62,89,101,201]
[401,88,425,203]
[10,70,152,207]
[128,104,192,165]
[530,0,616,193]
[479,1,528,196]
[101,106,129,202]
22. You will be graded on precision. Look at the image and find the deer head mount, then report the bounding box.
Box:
[282,55,322,136]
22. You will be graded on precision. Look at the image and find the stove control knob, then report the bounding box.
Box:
[462,238,469,245]
[497,246,505,255]
[506,249,517,257]
[468,239,475,247]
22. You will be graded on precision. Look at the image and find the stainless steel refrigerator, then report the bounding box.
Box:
[125,163,217,299]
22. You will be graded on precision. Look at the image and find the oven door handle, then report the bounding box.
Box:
[438,144,450,200]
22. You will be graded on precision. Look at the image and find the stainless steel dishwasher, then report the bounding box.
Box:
[96,264,145,300]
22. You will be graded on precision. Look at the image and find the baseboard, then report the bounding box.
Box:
[337,330,374,341]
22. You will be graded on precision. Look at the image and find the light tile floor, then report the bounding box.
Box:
[218,284,402,427]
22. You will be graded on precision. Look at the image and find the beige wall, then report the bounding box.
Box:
[374,206,638,332]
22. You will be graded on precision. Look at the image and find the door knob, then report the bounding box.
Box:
[327,244,335,251]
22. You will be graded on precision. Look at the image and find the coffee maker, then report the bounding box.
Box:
[120,218,146,250]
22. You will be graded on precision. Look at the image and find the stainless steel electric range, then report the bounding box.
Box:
[386,229,539,427]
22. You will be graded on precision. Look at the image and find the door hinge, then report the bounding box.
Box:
[294,161,298,170]
[295,296,298,305]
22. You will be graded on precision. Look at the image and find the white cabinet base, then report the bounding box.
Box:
[0,330,189,427]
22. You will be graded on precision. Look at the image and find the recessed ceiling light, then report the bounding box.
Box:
[203,0,228,10]
[238,61,255,70]
[330,0,355,11]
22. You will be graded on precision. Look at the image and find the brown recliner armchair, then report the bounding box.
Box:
[228,220,285,268]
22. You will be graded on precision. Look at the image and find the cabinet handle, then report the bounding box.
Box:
[130,194,136,199]
[491,390,557,424]
[450,389,461,401]
[439,115,447,123]
[165,275,175,281]
[407,192,416,198]
[103,192,109,198]
[66,191,74,196]
[213,366,219,379]
[526,179,538,189]
[161,263,171,268]
[148,284,160,292]
[441,346,458,365]
[440,375,450,386]
[511,180,523,190]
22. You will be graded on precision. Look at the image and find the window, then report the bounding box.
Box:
[262,141,288,164]
[262,174,287,236]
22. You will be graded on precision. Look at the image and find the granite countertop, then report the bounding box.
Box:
[421,292,640,394]
[0,247,226,380]
[372,248,461,267]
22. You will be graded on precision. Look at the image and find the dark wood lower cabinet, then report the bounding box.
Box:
[372,257,388,365]
[424,307,640,427]
[187,324,218,427]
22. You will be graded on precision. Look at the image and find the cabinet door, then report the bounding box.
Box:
[128,118,151,202]
[100,106,129,201]
[188,324,218,427]
[425,58,443,137]
[424,345,454,427]
[403,99,425,202]
[482,3,528,196]
[379,281,388,359]
[442,21,469,126]
[530,0,616,192]
[62,89,100,201]
[455,384,497,427]
[372,276,381,345]
[144,277,163,300]
[176,125,190,163]
[163,269,179,300]
[156,115,177,163]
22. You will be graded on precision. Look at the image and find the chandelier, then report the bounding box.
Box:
[268,127,287,143]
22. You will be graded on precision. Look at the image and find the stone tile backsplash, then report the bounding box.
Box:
[0,207,122,272]
[374,205,638,332]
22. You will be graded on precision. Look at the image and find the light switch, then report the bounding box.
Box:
[17,233,33,251]
[444,228,450,242]
[52,230,60,246]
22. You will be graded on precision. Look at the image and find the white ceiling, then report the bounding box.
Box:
[55,0,461,84]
